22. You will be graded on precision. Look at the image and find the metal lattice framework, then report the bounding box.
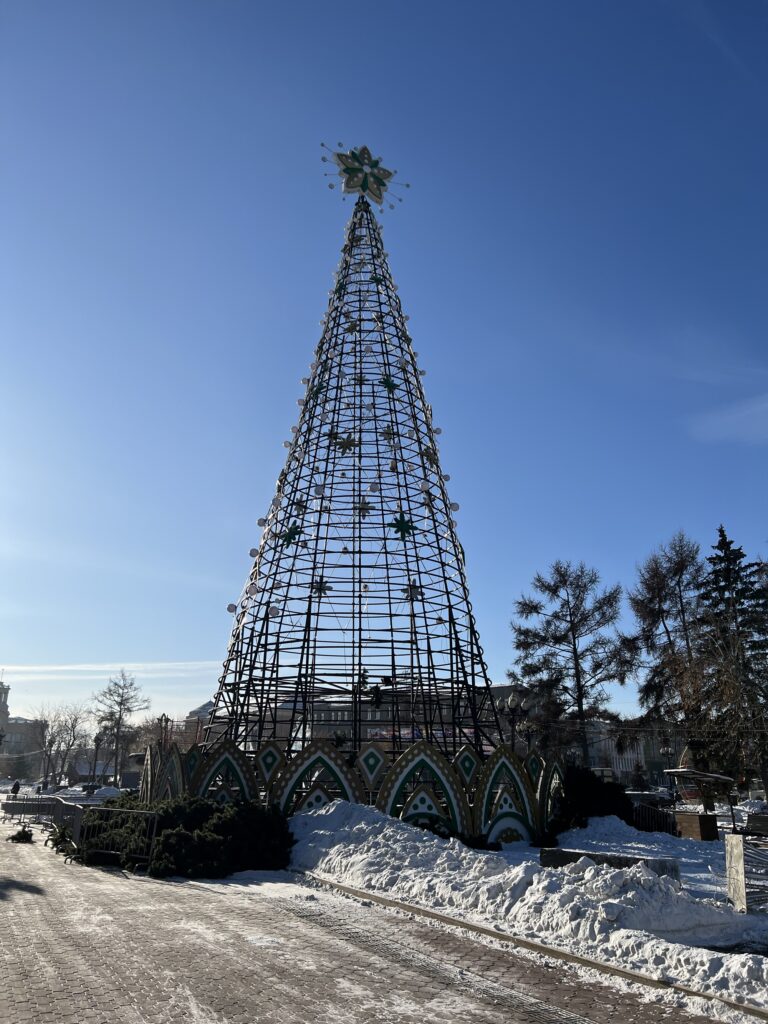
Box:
[205,192,501,762]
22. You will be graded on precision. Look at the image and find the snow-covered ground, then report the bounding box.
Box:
[291,801,768,1018]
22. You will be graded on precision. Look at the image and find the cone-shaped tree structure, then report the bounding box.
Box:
[205,193,500,761]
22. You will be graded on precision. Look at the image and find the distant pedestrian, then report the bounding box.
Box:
[10,779,20,797]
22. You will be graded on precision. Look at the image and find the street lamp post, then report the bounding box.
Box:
[496,692,521,748]
[659,743,675,806]
[496,688,539,753]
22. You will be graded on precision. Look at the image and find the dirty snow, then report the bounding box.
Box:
[291,801,768,1016]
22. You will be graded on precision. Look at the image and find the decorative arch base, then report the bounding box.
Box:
[143,738,557,843]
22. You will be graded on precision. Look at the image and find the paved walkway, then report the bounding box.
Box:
[0,821,713,1024]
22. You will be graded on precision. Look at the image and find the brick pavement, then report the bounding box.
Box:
[0,822,714,1024]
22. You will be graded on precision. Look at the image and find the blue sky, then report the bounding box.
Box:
[1,1,766,719]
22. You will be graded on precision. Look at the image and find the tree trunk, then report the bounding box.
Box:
[114,721,121,787]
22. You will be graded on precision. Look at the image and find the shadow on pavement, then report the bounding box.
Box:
[0,877,45,900]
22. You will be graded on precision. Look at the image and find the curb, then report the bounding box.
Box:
[305,871,768,1023]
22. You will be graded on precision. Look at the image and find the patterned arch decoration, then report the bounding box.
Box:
[452,744,482,791]
[190,739,260,804]
[254,741,286,795]
[184,743,204,785]
[523,750,545,791]
[537,759,566,836]
[473,744,538,843]
[376,740,471,837]
[154,743,187,802]
[271,739,365,815]
[139,743,158,803]
[356,742,389,794]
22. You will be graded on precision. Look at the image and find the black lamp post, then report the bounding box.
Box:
[659,743,675,805]
[496,692,521,747]
[496,687,538,752]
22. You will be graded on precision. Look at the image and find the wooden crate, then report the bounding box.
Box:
[675,811,719,841]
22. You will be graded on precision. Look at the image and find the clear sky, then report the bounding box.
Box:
[1,1,766,720]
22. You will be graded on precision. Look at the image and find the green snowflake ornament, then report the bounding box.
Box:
[379,375,399,394]
[278,521,303,548]
[334,432,359,454]
[311,576,332,597]
[402,579,424,602]
[333,146,394,205]
[388,512,415,541]
[380,425,397,447]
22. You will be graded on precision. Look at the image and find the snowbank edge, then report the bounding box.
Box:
[301,869,768,1023]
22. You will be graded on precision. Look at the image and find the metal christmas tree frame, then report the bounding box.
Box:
[205,146,501,764]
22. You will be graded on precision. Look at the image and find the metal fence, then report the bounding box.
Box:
[1,796,58,823]
[632,802,680,836]
[77,806,158,866]
[2,795,158,867]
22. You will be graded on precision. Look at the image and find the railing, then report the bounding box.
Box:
[633,802,680,836]
[77,806,158,866]
[1,796,59,823]
[726,834,768,912]
[2,795,158,867]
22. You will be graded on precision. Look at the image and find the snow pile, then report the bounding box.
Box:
[556,815,726,898]
[93,785,121,800]
[292,801,768,1013]
[291,801,539,917]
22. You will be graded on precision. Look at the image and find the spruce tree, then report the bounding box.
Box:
[629,532,708,766]
[698,526,768,787]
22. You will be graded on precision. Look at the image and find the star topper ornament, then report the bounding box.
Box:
[321,142,410,209]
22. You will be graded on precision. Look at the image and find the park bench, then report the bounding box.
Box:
[745,813,768,838]
[540,847,680,881]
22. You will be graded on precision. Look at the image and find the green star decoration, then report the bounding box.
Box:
[333,146,394,205]
[379,375,399,394]
[334,432,359,454]
[278,521,303,548]
[388,512,415,541]
[369,273,385,286]
[380,424,397,448]
[311,576,332,597]
[356,498,373,519]
[402,580,424,602]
